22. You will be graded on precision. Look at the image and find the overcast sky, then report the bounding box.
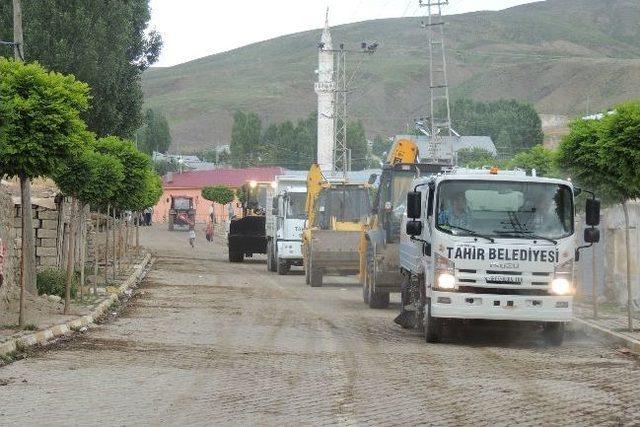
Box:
[149,0,542,67]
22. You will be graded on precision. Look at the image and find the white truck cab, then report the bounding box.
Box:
[399,168,601,345]
[266,175,307,275]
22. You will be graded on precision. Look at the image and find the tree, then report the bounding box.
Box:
[347,121,368,170]
[52,138,125,311]
[0,0,162,137]
[93,136,153,276]
[93,136,153,211]
[202,186,236,206]
[510,145,558,177]
[450,98,543,154]
[371,135,390,159]
[0,58,90,325]
[136,108,172,154]
[457,147,497,168]
[230,111,261,167]
[558,102,640,330]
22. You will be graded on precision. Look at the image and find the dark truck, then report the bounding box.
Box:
[227,181,270,262]
[168,195,196,231]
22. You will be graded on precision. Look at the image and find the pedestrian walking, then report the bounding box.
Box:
[205,222,214,242]
[188,227,196,248]
[146,207,154,226]
[208,203,215,223]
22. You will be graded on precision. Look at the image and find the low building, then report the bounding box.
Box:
[154,167,285,224]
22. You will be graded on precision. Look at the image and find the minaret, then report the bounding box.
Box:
[314,9,335,172]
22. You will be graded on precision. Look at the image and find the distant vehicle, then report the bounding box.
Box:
[168,195,195,231]
[227,181,270,262]
[266,175,307,275]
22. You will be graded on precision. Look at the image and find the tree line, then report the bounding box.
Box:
[370,98,544,161]
[0,0,162,326]
[230,111,370,170]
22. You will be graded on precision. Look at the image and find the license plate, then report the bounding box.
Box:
[486,276,522,283]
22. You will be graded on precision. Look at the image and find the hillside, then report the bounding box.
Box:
[143,0,640,151]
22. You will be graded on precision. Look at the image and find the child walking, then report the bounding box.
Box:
[188,227,196,248]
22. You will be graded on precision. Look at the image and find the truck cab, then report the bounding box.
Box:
[400,168,600,345]
[266,176,307,275]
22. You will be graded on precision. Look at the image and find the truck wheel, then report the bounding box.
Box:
[310,269,323,287]
[362,243,370,304]
[423,299,442,343]
[229,251,244,263]
[267,241,276,272]
[366,246,389,309]
[277,259,290,275]
[543,322,565,346]
[362,275,370,304]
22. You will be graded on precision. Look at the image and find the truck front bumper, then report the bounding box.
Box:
[430,291,572,322]
[277,240,302,260]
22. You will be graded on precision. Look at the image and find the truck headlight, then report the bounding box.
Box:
[551,259,574,295]
[435,254,456,290]
[550,278,572,295]
[437,273,456,289]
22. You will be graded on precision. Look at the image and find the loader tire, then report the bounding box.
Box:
[366,244,389,309]
[277,259,290,275]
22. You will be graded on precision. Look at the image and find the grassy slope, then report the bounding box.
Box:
[143,0,640,151]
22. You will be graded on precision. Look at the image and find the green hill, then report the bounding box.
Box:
[142,0,640,151]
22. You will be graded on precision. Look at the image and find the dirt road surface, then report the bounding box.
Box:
[1,225,639,426]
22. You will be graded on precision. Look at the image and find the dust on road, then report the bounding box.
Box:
[0,225,638,426]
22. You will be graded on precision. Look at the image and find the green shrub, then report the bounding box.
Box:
[36,268,78,299]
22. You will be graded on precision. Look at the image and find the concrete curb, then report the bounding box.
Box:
[0,252,152,358]
[571,317,640,355]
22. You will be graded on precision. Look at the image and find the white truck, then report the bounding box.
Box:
[398,168,601,345]
[266,175,307,275]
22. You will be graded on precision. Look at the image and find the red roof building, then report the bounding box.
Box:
[153,167,285,225]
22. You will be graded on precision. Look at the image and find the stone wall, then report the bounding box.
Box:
[576,201,640,308]
[0,186,17,300]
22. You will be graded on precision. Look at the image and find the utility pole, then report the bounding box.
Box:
[419,0,453,160]
[323,42,377,175]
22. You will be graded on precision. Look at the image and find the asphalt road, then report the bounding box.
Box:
[0,225,639,426]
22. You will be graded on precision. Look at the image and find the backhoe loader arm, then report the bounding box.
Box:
[305,164,327,227]
[386,138,419,165]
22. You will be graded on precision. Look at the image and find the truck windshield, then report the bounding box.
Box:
[436,180,574,240]
[286,192,307,219]
[314,186,371,228]
[173,198,191,210]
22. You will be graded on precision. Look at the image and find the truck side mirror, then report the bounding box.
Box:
[368,173,378,185]
[584,227,600,244]
[272,198,278,210]
[406,220,423,236]
[407,191,421,218]
[585,198,601,226]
